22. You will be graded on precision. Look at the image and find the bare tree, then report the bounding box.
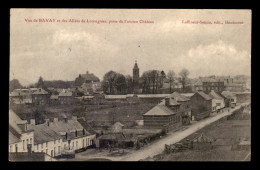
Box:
[179,69,190,92]
[167,70,176,93]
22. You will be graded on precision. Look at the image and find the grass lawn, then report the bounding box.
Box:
[153,118,251,161]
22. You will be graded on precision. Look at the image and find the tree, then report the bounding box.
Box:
[179,69,190,92]
[125,75,134,94]
[102,71,118,94]
[167,70,176,93]
[141,70,161,94]
[115,74,126,94]
[9,79,23,92]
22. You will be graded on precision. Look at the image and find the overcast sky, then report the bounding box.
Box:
[10,9,251,86]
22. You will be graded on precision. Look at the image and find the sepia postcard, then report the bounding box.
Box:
[9,8,251,162]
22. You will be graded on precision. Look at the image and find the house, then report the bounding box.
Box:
[48,116,96,153]
[9,91,21,104]
[193,77,215,92]
[58,90,73,104]
[190,91,212,121]
[169,92,192,125]
[221,91,237,108]
[50,95,59,104]
[110,122,124,133]
[74,71,102,94]
[9,110,34,153]
[208,90,225,112]
[202,81,225,94]
[27,120,63,157]
[143,97,182,131]
[31,88,50,105]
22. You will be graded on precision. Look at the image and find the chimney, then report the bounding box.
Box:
[53,117,58,123]
[64,117,68,123]
[30,119,35,125]
[165,97,170,106]
[72,116,77,121]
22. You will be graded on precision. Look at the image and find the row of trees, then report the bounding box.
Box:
[10,68,190,95]
[101,68,190,95]
[102,71,134,95]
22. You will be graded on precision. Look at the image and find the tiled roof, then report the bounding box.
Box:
[180,93,195,98]
[32,88,49,95]
[80,73,100,82]
[9,91,20,97]
[48,119,91,140]
[208,90,224,100]
[144,102,177,116]
[221,91,235,97]
[112,122,124,127]
[27,124,61,144]
[197,91,212,100]
[58,91,73,97]
[77,118,97,135]
[9,110,25,135]
[9,131,20,144]
[170,92,190,101]
[137,94,170,98]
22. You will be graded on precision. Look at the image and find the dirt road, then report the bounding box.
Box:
[118,105,242,161]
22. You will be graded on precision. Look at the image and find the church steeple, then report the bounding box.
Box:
[133,60,139,87]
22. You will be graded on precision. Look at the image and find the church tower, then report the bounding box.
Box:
[133,60,139,90]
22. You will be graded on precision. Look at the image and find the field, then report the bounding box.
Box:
[153,117,251,161]
[10,102,157,127]
[86,103,157,127]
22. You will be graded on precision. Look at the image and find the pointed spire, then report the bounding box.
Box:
[134,60,139,69]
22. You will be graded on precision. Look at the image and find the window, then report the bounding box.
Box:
[46,142,48,147]
[46,149,48,154]
[23,140,25,150]
[58,146,61,154]
[76,141,78,149]
[41,143,43,149]
[15,144,18,152]
[10,145,12,152]
[30,138,32,144]
[51,150,54,157]
[64,144,66,149]
[54,147,56,156]
[26,139,29,146]
[72,142,74,147]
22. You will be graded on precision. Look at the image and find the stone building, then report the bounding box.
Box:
[190,91,212,121]
[133,60,140,93]
[143,97,182,131]
[31,88,50,105]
